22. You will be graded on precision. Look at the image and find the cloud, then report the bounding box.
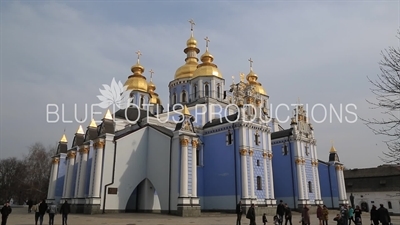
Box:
[1,1,398,168]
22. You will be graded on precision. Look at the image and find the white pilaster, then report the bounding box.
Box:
[249,150,255,198]
[73,152,81,198]
[180,137,189,197]
[62,157,70,198]
[47,161,55,199]
[92,141,104,197]
[240,149,248,198]
[312,144,322,201]
[77,147,89,198]
[268,152,275,199]
[263,152,269,199]
[49,158,59,199]
[336,165,345,202]
[88,146,96,197]
[191,139,198,197]
[65,152,76,198]
[295,140,305,200]
[300,141,309,200]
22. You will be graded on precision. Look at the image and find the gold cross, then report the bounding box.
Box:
[135,50,142,60]
[149,69,154,81]
[204,36,210,49]
[248,58,253,68]
[189,19,195,31]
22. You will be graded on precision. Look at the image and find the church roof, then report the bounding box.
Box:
[271,128,293,140]
[114,123,173,140]
[115,107,155,121]
[344,165,400,178]
[203,113,238,129]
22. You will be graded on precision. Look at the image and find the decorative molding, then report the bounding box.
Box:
[335,165,344,171]
[191,139,198,148]
[67,151,76,159]
[180,138,189,147]
[79,146,89,154]
[267,153,273,159]
[295,157,305,165]
[311,160,319,167]
[52,158,60,164]
[262,152,268,159]
[94,141,105,149]
[239,149,248,156]
[248,150,254,156]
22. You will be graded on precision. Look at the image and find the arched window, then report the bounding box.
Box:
[226,130,233,145]
[257,176,262,190]
[217,85,221,98]
[173,93,177,104]
[257,160,260,166]
[182,91,187,103]
[140,96,144,108]
[204,84,209,97]
[308,181,313,193]
[282,143,288,156]
[194,85,197,98]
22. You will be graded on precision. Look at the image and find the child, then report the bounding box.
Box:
[263,213,268,225]
[274,215,280,225]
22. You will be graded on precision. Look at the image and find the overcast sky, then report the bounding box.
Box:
[1,1,399,169]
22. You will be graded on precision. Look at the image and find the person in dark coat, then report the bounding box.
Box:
[276,200,285,225]
[284,204,292,225]
[370,205,379,225]
[0,202,12,225]
[247,204,256,225]
[377,204,391,225]
[236,201,243,225]
[301,205,310,225]
[38,199,48,225]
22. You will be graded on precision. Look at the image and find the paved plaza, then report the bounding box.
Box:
[5,207,399,225]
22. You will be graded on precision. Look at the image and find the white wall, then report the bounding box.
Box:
[347,192,400,215]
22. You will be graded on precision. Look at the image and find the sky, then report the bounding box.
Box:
[1,0,399,169]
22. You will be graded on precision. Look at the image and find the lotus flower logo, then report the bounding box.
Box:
[97,78,131,110]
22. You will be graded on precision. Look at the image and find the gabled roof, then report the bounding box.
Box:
[115,107,155,122]
[203,113,238,129]
[271,128,293,140]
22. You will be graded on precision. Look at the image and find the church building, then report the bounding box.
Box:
[46,20,348,216]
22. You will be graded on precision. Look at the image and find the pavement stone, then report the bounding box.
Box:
[5,207,399,225]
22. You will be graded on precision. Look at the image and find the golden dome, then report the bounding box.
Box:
[192,50,222,78]
[148,81,156,91]
[187,36,197,48]
[174,60,198,79]
[124,54,148,92]
[254,82,267,96]
[149,93,161,104]
[330,145,337,153]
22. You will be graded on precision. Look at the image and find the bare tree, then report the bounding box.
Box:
[365,33,400,164]
[0,157,26,204]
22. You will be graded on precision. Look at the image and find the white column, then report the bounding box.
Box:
[263,152,269,199]
[300,141,309,200]
[47,161,55,199]
[74,153,82,198]
[180,138,188,197]
[268,153,275,199]
[340,170,347,202]
[62,157,70,198]
[336,165,344,201]
[240,149,248,198]
[50,158,59,199]
[249,150,255,198]
[92,141,104,198]
[296,140,304,200]
[78,147,89,198]
[191,139,198,197]
[88,146,96,197]
[313,144,322,201]
[65,152,76,198]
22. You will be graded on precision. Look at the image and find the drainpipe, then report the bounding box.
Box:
[288,134,296,208]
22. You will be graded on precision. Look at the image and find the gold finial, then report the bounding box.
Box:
[89,118,97,128]
[248,58,254,69]
[60,134,67,143]
[330,140,337,153]
[76,125,84,135]
[149,69,154,81]
[104,109,113,120]
[182,105,191,116]
[204,36,210,51]
[135,50,142,63]
[189,19,195,33]
[240,72,245,82]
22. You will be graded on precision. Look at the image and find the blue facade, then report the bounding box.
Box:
[55,153,67,200]
[271,140,298,208]
[318,162,339,208]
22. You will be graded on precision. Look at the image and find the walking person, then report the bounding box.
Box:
[301,205,310,225]
[60,200,71,225]
[284,204,292,225]
[246,204,256,225]
[276,200,285,225]
[236,201,243,225]
[263,213,268,225]
[322,205,329,225]
[317,205,323,225]
[47,201,57,225]
[27,199,33,213]
[0,202,12,225]
[353,205,362,225]
[38,199,48,225]
[348,206,354,225]
[377,204,391,225]
[340,205,349,225]
[32,201,41,225]
[370,205,379,225]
